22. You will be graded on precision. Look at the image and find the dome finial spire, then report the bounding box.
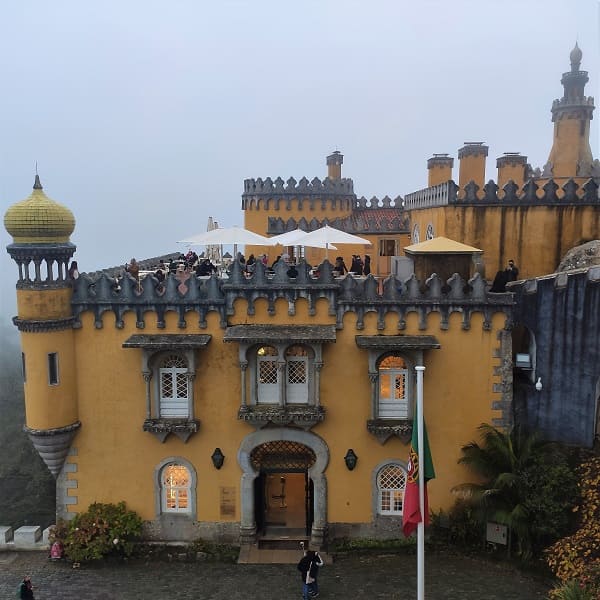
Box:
[33,174,43,190]
[570,42,582,71]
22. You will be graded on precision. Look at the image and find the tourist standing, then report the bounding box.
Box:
[19,575,35,599]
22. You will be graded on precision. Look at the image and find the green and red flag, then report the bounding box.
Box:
[402,410,435,537]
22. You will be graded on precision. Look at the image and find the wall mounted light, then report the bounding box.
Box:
[535,377,543,392]
[344,449,358,471]
[211,447,225,469]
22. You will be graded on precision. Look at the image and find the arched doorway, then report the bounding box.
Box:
[238,428,329,548]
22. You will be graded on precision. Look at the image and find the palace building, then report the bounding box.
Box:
[4,45,599,548]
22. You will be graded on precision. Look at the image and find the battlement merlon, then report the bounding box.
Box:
[242,176,354,196]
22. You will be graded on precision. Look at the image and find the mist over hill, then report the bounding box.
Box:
[0,320,55,528]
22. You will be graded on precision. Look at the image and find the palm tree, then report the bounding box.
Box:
[454,423,546,558]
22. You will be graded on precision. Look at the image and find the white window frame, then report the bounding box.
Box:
[377,355,409,419]
[257,348,279,404]
[159,355,189,418]
[161,463,191,513]
[376,463,407,515]
[286,354,309,404]
[155,457,197,518]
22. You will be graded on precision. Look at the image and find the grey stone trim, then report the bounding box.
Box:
[224,324,336,344]
[458,143,489,159]
[143,519,239,543]
[56,447,78,520]
[71,263,513,332]
[237,429,329,548]
[13,316,75,333]
[355,335,440,350]
[6,242,76,285]
[367,419,412,444]
[154,456,198,519]
[496,153,528,168]
[123,334,212,349]
[143,418,200,443]
[238,405,325,430]
[25,421,81,478]
[494,327,513,430]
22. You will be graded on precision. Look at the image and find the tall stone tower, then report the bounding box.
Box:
[3,176,80,478]
[545,43,596,179]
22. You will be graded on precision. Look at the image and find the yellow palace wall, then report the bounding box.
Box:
[64,296,504,529]
[408,204,600,279]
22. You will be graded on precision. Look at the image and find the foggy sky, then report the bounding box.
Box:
[1,0,599,329]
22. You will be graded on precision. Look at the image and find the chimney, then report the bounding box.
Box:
[427,154,454,186]
[326,151,343,180]
[496,153,528,190]
[458,142,488,191]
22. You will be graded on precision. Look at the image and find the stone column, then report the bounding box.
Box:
[143,371,152,419]
[369,371,379,419]
[240,361,248,408]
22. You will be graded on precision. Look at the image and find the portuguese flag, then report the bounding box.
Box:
[402,410,435,537]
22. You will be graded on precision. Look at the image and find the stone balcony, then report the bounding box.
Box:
[238,405,325,430]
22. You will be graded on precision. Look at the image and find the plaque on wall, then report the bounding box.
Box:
[220,486,236,518]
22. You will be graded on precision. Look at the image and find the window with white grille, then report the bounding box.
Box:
[257,346,279,404]
[159,355,189,417]
[377,464,406,515]
[285,345,308,404]
[161,463,190,513]
[378,355,408,418]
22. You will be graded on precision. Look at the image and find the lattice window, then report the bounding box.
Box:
[159,354,189,417]
[161,463,190,512]
[250,440,316,471]
[285,345,309,404]
[377,464,406,515]
[378,355,409,419]
[257,346,279,404]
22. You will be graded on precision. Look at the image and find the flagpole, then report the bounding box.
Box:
[415,364,426,600]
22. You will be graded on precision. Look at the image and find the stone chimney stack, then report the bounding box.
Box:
[326,151,343,180]
[427,154,454,186]
[458,142,488,191]
[496,153,528,189]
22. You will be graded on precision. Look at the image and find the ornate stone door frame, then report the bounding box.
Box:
[238,428,329,548]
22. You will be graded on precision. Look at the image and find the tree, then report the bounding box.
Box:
[454,423,577,558]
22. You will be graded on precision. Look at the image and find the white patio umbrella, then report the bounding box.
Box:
[292,225,371,258]
[269,227,337,250]
[178,226,276,247]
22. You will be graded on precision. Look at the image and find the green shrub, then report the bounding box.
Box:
[430,499,483,548]
[549,578,596,600]
[50,501,143,563]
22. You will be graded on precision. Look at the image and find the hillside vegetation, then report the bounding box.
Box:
[0,323,55,528]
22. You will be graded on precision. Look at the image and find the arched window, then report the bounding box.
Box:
[160,463,191,513]
[412,224,420,244]
[378,355,409,419]
[426,223,435,240]
[159,355,189,417]
[377,463,406,515]
[285,345,309,404]
[257,346,279,404]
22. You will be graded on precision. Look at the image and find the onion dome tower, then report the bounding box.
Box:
[4,175,80,477]
[545,43,595,178]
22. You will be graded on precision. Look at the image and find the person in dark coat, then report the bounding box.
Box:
[363,255,371,276]
[505,259,519,282]
[19,575,35,599]
[298,550,321,600]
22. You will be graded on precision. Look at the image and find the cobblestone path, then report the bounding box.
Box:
[0,550,551,599]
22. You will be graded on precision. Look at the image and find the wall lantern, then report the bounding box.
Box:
[344,449,358,471]
[211,447,225,469]
[535,377,543,392]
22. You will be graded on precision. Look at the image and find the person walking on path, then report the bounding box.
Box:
[19,575,35,599]
[297,546,324,599]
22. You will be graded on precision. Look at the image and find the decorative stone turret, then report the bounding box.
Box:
[496,153,528,189]
[458,142,488,191]
[427,154,454,187]
[4,176,80,479]
[545,43,595,178]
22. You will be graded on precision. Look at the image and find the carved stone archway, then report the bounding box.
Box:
[238,428,329,548]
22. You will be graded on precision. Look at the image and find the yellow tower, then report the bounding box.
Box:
[4,175,80,478]
[545,43,595,179]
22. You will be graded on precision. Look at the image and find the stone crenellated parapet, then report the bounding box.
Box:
[243,176,354,195]
[404,177,600,209]
[70,259,513,332]
[242,176,355,211]
[353,195,403,209]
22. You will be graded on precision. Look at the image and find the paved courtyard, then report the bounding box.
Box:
[0,549,551,599]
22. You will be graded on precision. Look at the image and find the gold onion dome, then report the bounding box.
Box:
[4,175,75,243]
